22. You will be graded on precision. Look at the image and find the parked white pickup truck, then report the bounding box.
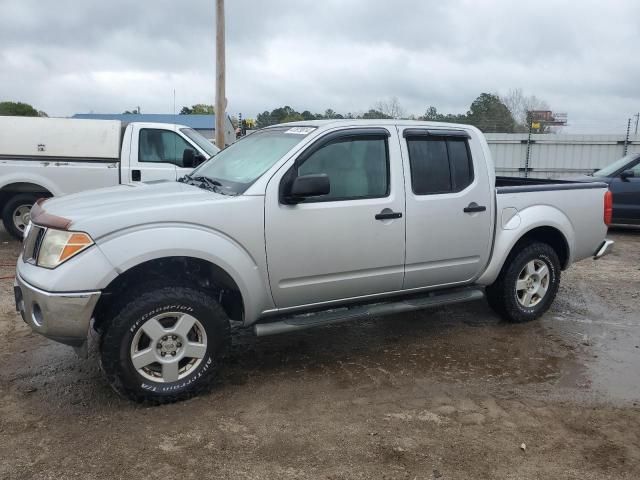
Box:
[0,116,219,238]
[15,120,613,403]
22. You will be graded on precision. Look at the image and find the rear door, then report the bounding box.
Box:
[610,157,640,224]
[399,127,493,289]
[127,125,195,182]
[265,127,406,308]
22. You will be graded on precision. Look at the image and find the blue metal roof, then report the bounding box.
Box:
[72,113,221,129]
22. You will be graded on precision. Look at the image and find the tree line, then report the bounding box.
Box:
[253,90,553,133]
[1,88,554,134]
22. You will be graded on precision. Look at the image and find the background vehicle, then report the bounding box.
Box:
[0,116,219,238]
[590,153,640,225]
[15,120,613,403]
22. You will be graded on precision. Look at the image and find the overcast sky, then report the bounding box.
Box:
[1,0,638,132]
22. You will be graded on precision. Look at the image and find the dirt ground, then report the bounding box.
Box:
[1,227,639,480]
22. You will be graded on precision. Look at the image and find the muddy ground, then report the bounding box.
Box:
[0,227,639,479]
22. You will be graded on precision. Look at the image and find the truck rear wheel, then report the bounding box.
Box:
[486,241,560,323]
[2,193,40,239]
[99,286,230,403]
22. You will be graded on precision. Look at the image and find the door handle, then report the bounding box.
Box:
[375,211,402,220]
[132,169,141,181]
[463,202,486,213]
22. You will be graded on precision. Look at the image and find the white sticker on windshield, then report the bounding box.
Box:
[285,127,315,135]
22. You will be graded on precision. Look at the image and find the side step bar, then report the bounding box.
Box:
[254,287,485,337]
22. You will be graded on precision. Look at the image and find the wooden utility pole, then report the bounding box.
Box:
[215,0,226,149]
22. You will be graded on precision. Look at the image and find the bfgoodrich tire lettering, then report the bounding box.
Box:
[486,241,561,323]
[100,286,229,403]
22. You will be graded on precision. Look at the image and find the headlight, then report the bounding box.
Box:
[37,229,94,269]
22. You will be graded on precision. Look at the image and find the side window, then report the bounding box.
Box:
[630,160,640,176]
[139,129,193,167]
[407,136,474,195]
[407,138,450,194]
[297,136,389,201]
[448,138,473,190]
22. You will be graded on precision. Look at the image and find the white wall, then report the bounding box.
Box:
[485,134,640,178]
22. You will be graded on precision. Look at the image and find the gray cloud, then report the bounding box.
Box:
[0,0,638,132]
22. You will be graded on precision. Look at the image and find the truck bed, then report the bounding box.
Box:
[495,176,607,194]
[493,176,609,266]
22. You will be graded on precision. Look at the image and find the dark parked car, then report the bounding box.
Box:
[591,153,640,225]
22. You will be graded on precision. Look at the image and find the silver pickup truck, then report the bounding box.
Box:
[14,120,614,402]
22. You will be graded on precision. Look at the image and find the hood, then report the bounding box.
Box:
[36,180,240,238]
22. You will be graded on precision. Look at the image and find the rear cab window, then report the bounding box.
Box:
[404,130,474,195]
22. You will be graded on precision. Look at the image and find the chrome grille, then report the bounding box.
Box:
[23,225,45,264]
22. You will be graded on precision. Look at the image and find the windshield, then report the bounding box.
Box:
[190,126,316,194]
[180,128,220,158]
[593,154,639,177]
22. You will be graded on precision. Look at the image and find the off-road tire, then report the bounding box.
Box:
[99,286,229,404]
[486,241,561,323]
[2,193,40,240]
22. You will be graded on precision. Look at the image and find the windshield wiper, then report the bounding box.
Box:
[192,175,222,188]
[185,174,235,195]
[179,173,235,195]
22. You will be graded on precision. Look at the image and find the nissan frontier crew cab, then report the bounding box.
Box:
[14,120,614,403]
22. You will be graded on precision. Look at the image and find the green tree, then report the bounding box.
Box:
[179,104,215,115]
[281,113,305,123]
[420,106,466,123]
[0,101,43,117]
[465,93,516,133]
[271,106,298,123]
[421,106,441,121]
[300,110,317,121]
[256,106,310,127]
[256,110,275,128]
[323,109,344,119]
[360,109,391,119]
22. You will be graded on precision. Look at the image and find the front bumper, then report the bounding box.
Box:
[593,239,614,259]
[14,273,101,347]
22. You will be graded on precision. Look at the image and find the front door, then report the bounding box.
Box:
[265,128,406,308]
[610,158,640,224]
[399,127,493,289]
[128,127,194,182]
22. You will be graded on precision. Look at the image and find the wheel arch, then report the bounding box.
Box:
[478,205,574,286]
[509,226,569,269]
[93,256,246,332]
[0,181,53,209]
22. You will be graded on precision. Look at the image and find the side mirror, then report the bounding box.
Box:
[286,174,330,203]
[620,169,635,181]
[182,149,205,168]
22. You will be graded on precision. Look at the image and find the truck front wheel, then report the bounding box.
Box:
[99,286,230,403]
[486,241,561,323]
[2,193,41,239]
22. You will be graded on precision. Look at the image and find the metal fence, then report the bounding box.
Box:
[485,134,640,178]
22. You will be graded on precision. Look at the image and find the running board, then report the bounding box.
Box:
[254,288,485,337]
